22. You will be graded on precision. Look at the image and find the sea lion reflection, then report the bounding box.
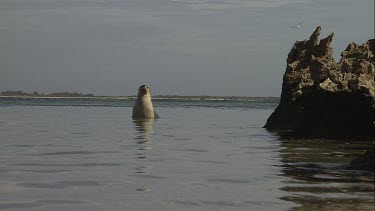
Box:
[133,119,154,158]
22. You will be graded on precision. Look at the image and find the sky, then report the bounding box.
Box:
[0,0,373,96]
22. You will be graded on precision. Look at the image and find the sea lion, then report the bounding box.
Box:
[132,85,160,119]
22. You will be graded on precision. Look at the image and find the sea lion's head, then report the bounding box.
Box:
[137,85,151,98]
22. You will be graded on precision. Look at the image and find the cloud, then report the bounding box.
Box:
[170,0,310,11]
[0,0,372,96]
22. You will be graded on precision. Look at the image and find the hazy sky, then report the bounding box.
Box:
[0,0,373,96]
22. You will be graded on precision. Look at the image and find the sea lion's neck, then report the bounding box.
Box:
[138,95,152,102]
[138,95,154,109]
[135,95,154,118]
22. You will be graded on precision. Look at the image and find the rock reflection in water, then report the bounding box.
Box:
[278,137,374,210]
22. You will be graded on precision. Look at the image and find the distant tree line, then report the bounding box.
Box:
[0,91,94,97]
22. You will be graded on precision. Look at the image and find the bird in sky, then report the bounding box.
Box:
[291,21,303,28]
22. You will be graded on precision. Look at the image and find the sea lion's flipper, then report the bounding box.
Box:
[154,111,160,119]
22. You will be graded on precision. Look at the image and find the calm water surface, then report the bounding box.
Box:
[0,97,373,211]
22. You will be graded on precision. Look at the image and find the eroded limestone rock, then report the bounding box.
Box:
[265,26,374,140]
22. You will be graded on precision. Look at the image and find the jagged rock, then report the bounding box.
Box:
[265,26,375,140]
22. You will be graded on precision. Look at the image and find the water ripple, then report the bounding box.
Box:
[11,162,122,167]
[34,150,118,156]
[0,199,85,209]
[208,178,252,184]
[18,181,100,189]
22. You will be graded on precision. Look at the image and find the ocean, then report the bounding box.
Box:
[0,97,373,211]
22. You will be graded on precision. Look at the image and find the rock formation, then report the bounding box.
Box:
[264,26,374,140]
[349,147,374,171]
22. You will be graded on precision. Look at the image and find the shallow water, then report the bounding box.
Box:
[0,98,373,211]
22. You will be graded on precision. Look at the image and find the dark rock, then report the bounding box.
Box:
[264,26,375,140]
[349,147,375,171]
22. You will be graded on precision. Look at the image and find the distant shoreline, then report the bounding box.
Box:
[0,91,94,98]
[0,95,134,99]
[0,95,279,100]
[0,91,279,99]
